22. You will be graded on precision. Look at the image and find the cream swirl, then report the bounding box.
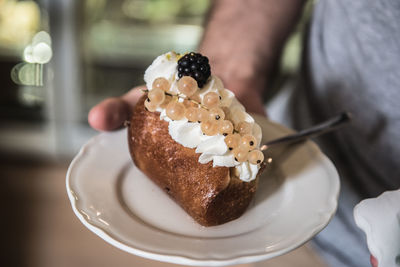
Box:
[144,52,262,182]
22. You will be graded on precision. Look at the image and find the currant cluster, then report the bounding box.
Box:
[144,77,170,112]
[224,130,264,165]
[144,76,264,165]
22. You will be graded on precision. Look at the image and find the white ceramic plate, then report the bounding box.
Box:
[66,117,340,266]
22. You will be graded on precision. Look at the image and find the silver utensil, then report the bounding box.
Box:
[260,112,352,151]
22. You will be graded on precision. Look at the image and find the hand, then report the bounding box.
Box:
[224,80,267,116]
[88,86,145,131]
[370,255,378,267]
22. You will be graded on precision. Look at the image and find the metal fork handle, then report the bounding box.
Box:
[260,112,352,151]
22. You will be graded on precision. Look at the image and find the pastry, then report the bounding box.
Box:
[128,52,265,226]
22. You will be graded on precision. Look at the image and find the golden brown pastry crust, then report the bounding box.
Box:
[128,95,261,226]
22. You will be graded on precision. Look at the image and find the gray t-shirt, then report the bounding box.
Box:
[288,0,400,266]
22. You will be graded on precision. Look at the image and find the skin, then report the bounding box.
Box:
[371,255,378,267]
[89,0,304,131]
[88,2,376,265]
[88,85,144,131]
[199,0,305,115]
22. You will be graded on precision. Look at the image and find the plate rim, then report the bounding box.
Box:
[66,119,340,266]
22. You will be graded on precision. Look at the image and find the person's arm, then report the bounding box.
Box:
[89,0,305,131]
[200,0,305,115]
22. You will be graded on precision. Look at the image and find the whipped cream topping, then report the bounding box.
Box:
[144,52,262,182]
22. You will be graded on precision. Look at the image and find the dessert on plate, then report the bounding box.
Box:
[128,51,265,226]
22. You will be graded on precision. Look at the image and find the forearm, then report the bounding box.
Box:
[200,0,305,110]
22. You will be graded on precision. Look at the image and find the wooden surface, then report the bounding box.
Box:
[0,160,327,267]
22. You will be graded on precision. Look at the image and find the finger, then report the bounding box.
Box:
[122,85,146,108]
[88,87,145,131]
[88,97,130,131]
[370,255,378,267]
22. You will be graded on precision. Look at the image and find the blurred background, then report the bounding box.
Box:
[0,0,209,157]
[0,0,324,266]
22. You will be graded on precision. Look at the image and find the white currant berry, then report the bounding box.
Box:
[166,101,185,120]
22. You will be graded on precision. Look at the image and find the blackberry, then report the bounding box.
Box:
[177,52,211,88]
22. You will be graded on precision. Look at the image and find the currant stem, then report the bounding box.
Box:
[143,88,209,110]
